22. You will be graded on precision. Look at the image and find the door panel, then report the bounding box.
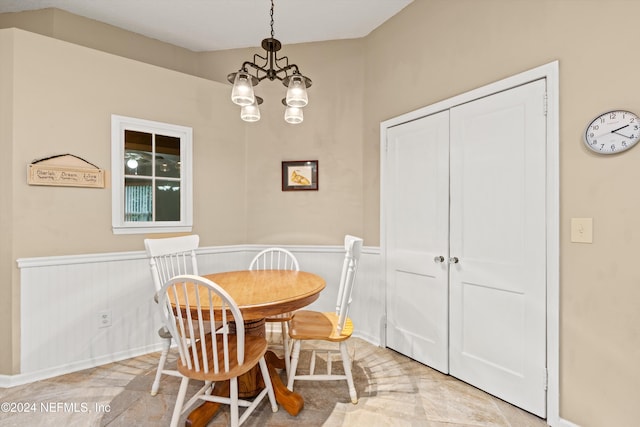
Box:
[385,111,450,373]
[449,79,547,416]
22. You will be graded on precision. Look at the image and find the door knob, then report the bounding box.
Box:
[434,256,445,263]
[449,257,459,264]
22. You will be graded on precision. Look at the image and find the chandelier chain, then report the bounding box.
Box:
[270,0,275,38]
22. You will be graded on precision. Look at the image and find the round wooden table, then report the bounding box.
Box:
[184,270,325,427]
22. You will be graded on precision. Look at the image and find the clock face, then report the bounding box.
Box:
[584,110,640,154]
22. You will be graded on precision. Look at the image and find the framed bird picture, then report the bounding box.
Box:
[281,160,318,191]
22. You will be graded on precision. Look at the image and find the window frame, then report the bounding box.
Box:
[111,115,193,235]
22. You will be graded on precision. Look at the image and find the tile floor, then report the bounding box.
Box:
[0,337,548,426]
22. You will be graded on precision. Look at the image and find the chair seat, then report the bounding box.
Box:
[161,321,214,340]
[177,333,269,382]
[289,311,353,342]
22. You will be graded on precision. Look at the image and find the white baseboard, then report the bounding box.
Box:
[0,343,162,388]
[558,418,581,427]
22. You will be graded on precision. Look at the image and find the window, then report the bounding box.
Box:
[111,115,193,234]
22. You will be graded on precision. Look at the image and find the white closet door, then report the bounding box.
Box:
[449,79,547,416]
[385,111,450,373]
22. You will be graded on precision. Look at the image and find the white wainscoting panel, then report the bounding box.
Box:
[11,244,382,387]
[18,252,155,385]
[196,245,252,276]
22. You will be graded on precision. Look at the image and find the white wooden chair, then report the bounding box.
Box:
[286,235,363,403]
[144,234,200,396]
[248,247,299,377]
[157,275,278,427]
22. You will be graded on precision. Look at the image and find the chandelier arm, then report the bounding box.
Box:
[251,53,269,69]
[242,60,301,83]
[273,54,290,72]
[239,59,268,82]
[272,53,303,80]
[273,64,298,80]
[242,64,303,83]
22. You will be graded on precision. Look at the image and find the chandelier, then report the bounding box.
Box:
[227,0,312,124]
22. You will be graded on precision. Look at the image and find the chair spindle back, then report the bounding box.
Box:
[335,235,363,332]
[249,247,300,271]
[158,275,245,375]
[144,235,200,292]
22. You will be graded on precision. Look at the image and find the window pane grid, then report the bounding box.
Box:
[123,131,182,223]
[112,115,192,234]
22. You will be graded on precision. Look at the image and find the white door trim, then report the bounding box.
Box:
[380,60,559,426]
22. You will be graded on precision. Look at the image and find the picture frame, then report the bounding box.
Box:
[281,160,318,191]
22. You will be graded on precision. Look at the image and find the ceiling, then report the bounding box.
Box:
[0,0,413,52]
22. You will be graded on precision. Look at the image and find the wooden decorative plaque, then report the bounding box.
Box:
[28,154,105,188]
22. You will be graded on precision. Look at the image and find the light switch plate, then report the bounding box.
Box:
[571,218,593,243]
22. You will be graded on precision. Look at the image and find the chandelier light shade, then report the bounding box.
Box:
[285,75,308,107]
[284,107,303,124]
[228,0,311,123]
[231,71,256,106]
[283,99,304,124]
[241,96,263,122]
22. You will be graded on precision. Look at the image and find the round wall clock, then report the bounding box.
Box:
[584,110,640,154]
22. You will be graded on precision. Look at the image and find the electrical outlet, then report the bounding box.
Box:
[98,310,112,328]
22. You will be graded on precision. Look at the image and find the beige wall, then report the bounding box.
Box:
[2,1,640,425]
[364,1,640,426]
[9,30,247,257]
[0,28,247,373]
[0,8,200,77]
[199,39,365,244]
[0,30,16,373]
